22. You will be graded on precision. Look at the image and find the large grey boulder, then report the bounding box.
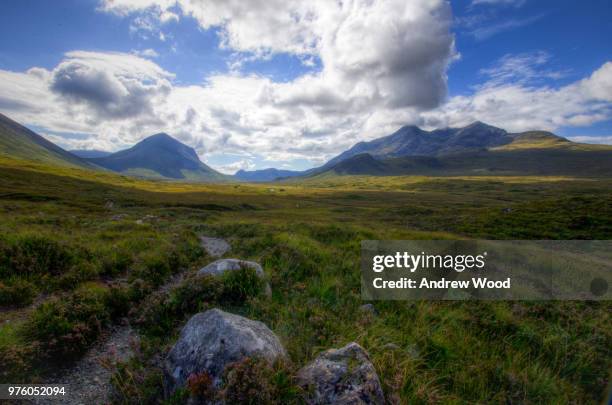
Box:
[164,309,286,395]
[297,342,385,405]
[197,258,271,297]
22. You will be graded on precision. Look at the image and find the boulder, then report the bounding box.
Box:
[200,236,231,258]
[297,342,385,405]
[197,258,271,297]
[164,309,286,395]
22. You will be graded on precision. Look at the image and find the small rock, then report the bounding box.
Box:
[110,214,127,221]
[359,303,377,315]
[406,343,420,359]
[197,258,271,297]
[200,236,231,258]
[198,258,264,277]
[297,342,385,405]
[164,309,286,395]
[135,219,144,225]
[382,343,400,351]
[502,207,513,213]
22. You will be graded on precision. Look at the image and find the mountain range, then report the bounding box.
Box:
[1,111,611,180]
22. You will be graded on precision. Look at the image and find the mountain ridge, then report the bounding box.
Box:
[88,132,226,181]
[0,113,94,168]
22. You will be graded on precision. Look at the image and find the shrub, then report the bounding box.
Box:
[0,278,36,307]
[105,285,131,320]
[133,291,173,337]
[110,358,165,404]
[220,266,264,304]
[51,262,99,291]
[24,290,110,359]
[128,278,153,302]
[187,371,216,402]
[132,251,173,287]
[99,248,133,277]
[170,275,222,314]
[262,243,318,284]
[221,357,273,404]
[135,275,222,337]
[220,358,300,404]
[0,235,75,279]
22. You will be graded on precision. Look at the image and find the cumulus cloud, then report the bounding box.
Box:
[421,57,612,132]
[48,51,172,122]
[568,135,612,145]
[0,2,610,171]
[215,159,256,174]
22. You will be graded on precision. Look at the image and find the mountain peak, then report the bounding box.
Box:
[88,131,224,181]
[140,132,183,146]
[465,121,495,130]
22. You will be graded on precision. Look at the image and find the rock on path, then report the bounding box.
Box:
[197,258,271,297]
[164,308,286,395]
[200,236,231,258]
[297,342,385,405]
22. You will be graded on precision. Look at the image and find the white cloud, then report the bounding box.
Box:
[470,14,542,40]
[0,0,459,168]
[478,51,567,87]
[421,58,612,132]
[215,159,256,174]
[132,48,159,58]
[568,135,612,145]
[0,2,610,172]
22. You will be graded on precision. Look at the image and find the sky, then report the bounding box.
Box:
[0,0,610,173]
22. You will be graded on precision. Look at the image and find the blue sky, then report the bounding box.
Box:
[0,0,610,172]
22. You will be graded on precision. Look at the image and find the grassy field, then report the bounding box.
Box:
[0,155,610,404]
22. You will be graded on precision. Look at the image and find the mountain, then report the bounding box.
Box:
[88,133,226,181]
[310,132,612,178]
[325,121,514,166]
[300,123,612,178]
[0,113,93,168]
[70,149,112,159]
[234,168,303,182]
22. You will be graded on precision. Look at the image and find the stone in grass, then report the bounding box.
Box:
[197,258,271,297]
[297,342,385,405]
[359,303,377,316]
[200,236,231,258]
[164,309,286,396]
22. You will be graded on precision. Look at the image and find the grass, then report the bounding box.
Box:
[0,156,610,403]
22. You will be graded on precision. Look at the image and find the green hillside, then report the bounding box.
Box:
[0,154,610,403]
[0,113,93,169]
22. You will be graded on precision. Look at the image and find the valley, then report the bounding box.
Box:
[0,114,610,403]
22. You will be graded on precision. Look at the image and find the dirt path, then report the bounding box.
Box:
[31,325,137,405]
[30,272,189,405]
[27,236,228,404]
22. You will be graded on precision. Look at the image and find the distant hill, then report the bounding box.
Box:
[0,113,93,168]
[234,168,303,182]
[326,121,515,166]
[88,133,226,181]
[70,149,112,159]
[314,132,612,178]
